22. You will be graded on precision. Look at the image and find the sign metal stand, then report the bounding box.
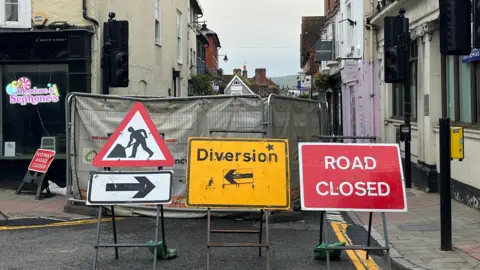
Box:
[304,135,404,270]
[204,129,272,270]
[90,131,172,270]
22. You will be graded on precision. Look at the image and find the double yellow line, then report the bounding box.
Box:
[330,222,380,270]
[0,217,124,231]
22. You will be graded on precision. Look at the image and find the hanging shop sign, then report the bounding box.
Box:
[5,77,60,105]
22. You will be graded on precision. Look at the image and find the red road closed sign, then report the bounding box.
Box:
[298,143,407,212]
[28,149,56,173]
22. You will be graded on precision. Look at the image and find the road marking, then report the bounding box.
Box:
[331,222,380,270]
[326,211,346,223]
[0,217,123,231]
[331,221,366,269]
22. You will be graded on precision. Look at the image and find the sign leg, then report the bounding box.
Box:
[160,205,167,255]
[265,210,270,270]
[207,208,211,270]
[382,212,392,270]
[323,212,331,270]
[153,205,160,270]
[319,211,324,244]
[111,206,119,259]
[258,209,263,257]
[93,206,103,270]
[366,212,373,259]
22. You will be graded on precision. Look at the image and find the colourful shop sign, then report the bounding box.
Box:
[5,77,60,105]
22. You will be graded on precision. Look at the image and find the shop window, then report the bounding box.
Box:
[444,56,479,124]
[2,64,68,156]
[391,39,418,121]
[2,0,30,28]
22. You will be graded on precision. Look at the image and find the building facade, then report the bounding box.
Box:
[0,0,202,187]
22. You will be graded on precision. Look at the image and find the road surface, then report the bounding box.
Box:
[0,211,393,269]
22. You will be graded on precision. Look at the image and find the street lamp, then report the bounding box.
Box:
[218,54,228,63]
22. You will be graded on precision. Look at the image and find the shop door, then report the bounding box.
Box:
[2,64,68,156]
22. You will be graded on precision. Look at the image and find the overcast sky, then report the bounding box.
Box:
[198,0,324,77]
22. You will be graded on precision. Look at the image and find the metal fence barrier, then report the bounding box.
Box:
[65,93,327,217]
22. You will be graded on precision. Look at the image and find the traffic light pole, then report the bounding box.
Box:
[400,9,412,188]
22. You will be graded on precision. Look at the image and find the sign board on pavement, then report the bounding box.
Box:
[87,171,173,205]
[298,143,407,212]
[92,102,174,168]
[28,149,56,173]
[186,137,291,210]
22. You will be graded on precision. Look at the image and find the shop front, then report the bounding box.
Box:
[0,28,93,188]
[326,73,343,135]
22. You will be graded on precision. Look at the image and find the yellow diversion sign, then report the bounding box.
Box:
[186,137,291,210]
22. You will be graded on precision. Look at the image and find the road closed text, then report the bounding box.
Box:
[317,155,390,196]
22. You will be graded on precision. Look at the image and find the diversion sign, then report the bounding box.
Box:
[185,137,291,210]
[298,143,407,212]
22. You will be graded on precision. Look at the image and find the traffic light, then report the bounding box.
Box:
[383,16,407,83]
[474,0,480,48]
[439,0,471,55]
[106,20,129,87]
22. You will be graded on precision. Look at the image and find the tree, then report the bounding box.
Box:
[217,68,224,76]
[190,73,216,96]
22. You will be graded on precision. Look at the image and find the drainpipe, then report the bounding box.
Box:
[82,0,99,26]
[365,21,376,137]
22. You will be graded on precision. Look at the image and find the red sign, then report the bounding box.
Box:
[28,149,56,173]
[92,102,174,168]
[298,143,407,212]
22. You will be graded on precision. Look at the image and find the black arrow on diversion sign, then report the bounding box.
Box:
[224,169,254,185]
[105,176,156,198]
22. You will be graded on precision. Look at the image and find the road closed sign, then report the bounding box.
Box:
[186,137,290,210]
[298,143,407,212]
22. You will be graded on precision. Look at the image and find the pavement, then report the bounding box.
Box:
[0,188,91,226]
[347,188,480,270]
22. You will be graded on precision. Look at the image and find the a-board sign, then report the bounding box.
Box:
[28,149,56,173]
[298,143,407,212]
[86,171,173,205]
[186,137,290,210]
[92,102,174,168]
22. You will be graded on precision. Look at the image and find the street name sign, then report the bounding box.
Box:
[298,143,407,212]
[86,171,173,205]
[186,137,291,210]
[92,102,174,168]
[28,149,55,173]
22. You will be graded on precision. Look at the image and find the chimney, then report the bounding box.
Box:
[255,68,267,84]
[233,69,241,75]
[242,64,247,78]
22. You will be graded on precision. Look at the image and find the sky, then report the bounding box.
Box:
[198,0,324,77]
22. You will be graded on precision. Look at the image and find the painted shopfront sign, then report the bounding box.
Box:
[5,77,60,105]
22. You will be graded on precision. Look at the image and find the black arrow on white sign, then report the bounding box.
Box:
[224,169,254,185]
[105,176,156,198]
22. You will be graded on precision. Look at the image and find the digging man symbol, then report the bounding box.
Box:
[126,126,154,158]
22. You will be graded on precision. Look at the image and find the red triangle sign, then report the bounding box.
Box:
[92,102,174,167]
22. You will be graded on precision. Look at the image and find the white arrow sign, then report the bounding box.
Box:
[87,171,173,205]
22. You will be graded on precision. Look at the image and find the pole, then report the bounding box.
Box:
[439,118,452,251]
[102,18,113,95]
[400,9,412,188]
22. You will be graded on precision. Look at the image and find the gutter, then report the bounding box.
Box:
[82,0,99,26]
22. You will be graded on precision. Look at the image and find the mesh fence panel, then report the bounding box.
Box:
[67,93,327,215]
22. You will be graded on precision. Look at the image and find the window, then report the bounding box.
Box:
[1,0,30,28]
[391,39,418,121]
[155,0,161,45]
[2,64,69,156]
[444,55,478,124]
[177,10,183,64]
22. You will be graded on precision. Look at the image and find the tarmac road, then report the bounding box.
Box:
[0,212,391,270]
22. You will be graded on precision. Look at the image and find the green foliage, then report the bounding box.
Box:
[190,73,216,96]
[313,72,329,91]
[299,93,310,99]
